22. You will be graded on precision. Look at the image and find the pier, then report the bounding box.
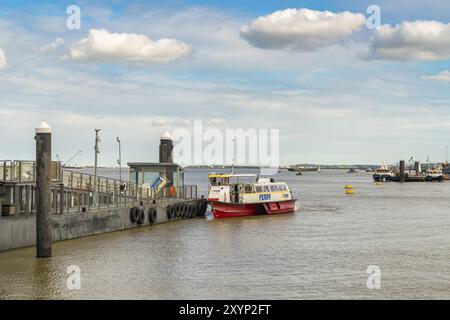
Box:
[0,128,206,253]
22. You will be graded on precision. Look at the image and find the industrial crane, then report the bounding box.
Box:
[62,150,82,167]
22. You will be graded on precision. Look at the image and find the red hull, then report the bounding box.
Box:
[210,200,296,219]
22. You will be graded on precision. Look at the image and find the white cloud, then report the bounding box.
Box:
[239,8,366,51]
[422,70,450,82]
[362,20,450,61]
[0,48,6,70]
[33,38,64,54]
[69,29,191,63]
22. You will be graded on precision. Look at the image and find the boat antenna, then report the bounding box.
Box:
[231,137,236,174]
[446,145,448,164]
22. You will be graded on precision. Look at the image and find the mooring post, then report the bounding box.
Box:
[35,121,52,258]
[414,161,421,174]
[399,160,406,183]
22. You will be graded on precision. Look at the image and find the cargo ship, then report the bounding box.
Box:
[207,173,296,219]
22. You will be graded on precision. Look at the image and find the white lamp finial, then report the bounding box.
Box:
[36,120,52,134]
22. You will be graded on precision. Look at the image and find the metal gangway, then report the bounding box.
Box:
[0,160,197,218]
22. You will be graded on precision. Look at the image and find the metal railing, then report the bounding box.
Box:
[1,160,198,218]
[1,160,62,183]
[1,183,198,217]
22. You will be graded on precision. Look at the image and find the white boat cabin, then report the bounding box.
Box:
[207,173,293,204]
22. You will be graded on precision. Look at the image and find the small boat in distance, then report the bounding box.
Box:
[287,165,320,173]
[347,168,357,173]
[372,165,396,182]
[207,173,296,219]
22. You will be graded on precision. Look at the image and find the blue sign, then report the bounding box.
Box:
[151,176,164,190]
[259,194,271,201]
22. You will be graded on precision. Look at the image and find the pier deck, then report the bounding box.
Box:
[0,160,206,252]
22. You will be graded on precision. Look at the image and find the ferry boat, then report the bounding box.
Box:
[372,165,396,182]
[425,167,444,182]
[207,173,296,219]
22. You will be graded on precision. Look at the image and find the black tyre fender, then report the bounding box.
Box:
[181,203,188,218]
[177,203,184,217]
[186,204,192,218]
[130,207,139,223]
[185,204,191,218]
[136,206,145,225]
[173,202,180,217]
[167,205,174,220]
[195,201,203,216]
[149,207,157,224]
[200,201,208,216]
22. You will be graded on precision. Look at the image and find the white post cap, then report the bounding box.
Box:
[35,120,52,134]
[160,130,172,140]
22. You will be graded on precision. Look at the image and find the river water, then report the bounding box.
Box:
[1,168,450,299]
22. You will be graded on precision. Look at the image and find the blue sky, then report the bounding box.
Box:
[1,1,450,166]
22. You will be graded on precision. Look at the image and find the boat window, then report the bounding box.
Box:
[230,176,256,184]
[270,185,279,192]
[279,184,287,191]
[255,185,263,193]
[209,178,217,186]
[244,185,253,193]
[262,185,270,192]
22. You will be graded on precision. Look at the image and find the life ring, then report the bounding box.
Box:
[136,206,145,225]
[149,207,157,224]
[130,207,139,223]
[167,205,174,220]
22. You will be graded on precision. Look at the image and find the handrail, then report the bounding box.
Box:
[1,160,198,217]
[0,160,62,183]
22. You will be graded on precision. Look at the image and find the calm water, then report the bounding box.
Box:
[1,169,450,299]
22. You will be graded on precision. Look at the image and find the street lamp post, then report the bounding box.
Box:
[93,129,101,206]
[116,137,122,183]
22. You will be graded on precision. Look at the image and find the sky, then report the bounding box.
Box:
[1,0,450,166]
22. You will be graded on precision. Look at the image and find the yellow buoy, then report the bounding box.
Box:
[345,185,354,194]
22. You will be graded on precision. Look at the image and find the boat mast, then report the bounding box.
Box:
[446,145,448,164]
[231,137,235,174]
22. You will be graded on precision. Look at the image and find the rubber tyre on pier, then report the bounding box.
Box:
[181,203,187,218]
[175,203,182,217]
[185,204,191,218]
[149,207,157,224]
[196,201,208,217]
[136,207,145,225]
[130,207,139,223]
[167,205,174,220]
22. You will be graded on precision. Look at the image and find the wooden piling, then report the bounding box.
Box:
[35,121,52,258]
[414,161,420,173]
[399,160,406,183]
